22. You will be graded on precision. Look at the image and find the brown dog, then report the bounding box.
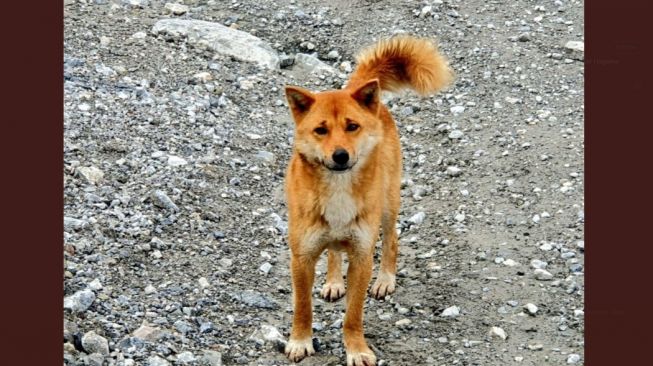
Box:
[283,35,453,366]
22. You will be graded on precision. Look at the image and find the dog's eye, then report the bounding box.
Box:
[314,127,328,135]
[346,123,360,132]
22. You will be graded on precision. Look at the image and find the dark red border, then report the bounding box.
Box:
[0,0,63,364]
[586,1,653,365]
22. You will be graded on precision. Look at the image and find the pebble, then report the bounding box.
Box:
[144,284,157,294]
[524,303,538,315]
[88,279,103,291]
[326,50,340,59]
[441,305,460,318]
[489,326,507,340]
[534,268,553,281]
[531,259,548,269]
[176,351,196,364]
[528,344,543,351]
[577,240,584,251]
[84,353,105,366]
[408,212,426,225]
[132,324,164,342]
[81,331,110,355]
[231,290,278,309]
[199,351,223,366]
[75,166,104,185]
[448,130,464,139]
[147,356,170,366]
[539,242,553,251]
[446,166,462,177]
[174,320,193,334]
[151,190,180,212]
[64,289,95,312]
[260,324,284,342]
[567,354,581,363]
[450,106,465,115]
[167,155,188,167]
[454,213,466,222]
[395,318,411,326]
[260,262,273,275]
[198,277,210,288]
[165,2,189,15]
[503,259,518,267]
[518,33,531,42]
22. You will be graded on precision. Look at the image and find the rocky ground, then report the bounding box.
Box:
[63,0,584,365]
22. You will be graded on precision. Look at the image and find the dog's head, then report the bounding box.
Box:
[284,80,383,173]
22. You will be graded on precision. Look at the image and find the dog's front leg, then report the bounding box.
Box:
[343,248,377,366]
[285,252,318,362]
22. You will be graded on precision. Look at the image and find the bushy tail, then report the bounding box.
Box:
[348,35,454,95]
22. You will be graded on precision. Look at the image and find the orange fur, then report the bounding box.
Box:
[283,35,452,366]
[349,34,454,95]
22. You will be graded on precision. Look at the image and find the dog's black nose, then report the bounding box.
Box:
[332,148,349,165]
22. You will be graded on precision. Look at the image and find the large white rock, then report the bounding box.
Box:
[152,19,280,69]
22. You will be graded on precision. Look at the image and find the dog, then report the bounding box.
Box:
[282,35,453,366]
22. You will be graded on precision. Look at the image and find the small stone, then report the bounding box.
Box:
[198,277,210,288]
[534,268,553,281]
[567,354,581,364]
[518,33,531,42]
[199,350,222,366]
[564,41,584,53]
[260,262,272,275]
[448,130,464,139]
[76,166,104,185]
[539,242,553,251]
[532,214,541,223]
[489,326,507,340]
[165,2,189,15]
[503,259,518,267]
[454,213,465,222]
[88,279,103,291]
[408,212,426,225]
[177,351,196,364]
[524,303,538,315]
[528,344,544,351]
[450,105,465,115]
[132,324,164,342]
[144,284,157,294]
[231,290,278,309]
[147,356,170,366]
[441,305,460,318]
[193,72,213,83]
[419,5,433,17]
[174,320,193,335]
[577,240,584,251]
[255,151,276,165]
[446,166,462,177]
[81,331,109,355]
[151,190,179,212]
[326,50,340,60]
[260,324,284,342]
[64,289,95,312]
[531,259,548,269]
[339,61,352,73]
[167,155,188,167]
[395,318,411,326]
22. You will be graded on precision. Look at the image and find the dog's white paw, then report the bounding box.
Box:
[285,338,315,363]
[370,272,396,299]
[321,281,346,302]
[347,349,377,366]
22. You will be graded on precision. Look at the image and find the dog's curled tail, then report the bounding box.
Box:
[348,35,453,95]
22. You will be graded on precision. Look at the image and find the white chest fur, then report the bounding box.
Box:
[322,174,358,235]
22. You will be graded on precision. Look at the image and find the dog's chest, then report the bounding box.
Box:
[321,176,358,235]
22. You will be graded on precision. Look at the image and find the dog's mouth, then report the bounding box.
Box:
[325,162,356,173]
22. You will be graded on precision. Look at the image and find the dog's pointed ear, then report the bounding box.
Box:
[351,79,380,114]
[285,86,315,122]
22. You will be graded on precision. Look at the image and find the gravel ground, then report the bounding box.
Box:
[63,0,584,365]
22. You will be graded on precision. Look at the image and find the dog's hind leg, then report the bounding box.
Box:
[321,249,346,301]
[370,201,399,299]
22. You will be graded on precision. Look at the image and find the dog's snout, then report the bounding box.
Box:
[332,148,349,165]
